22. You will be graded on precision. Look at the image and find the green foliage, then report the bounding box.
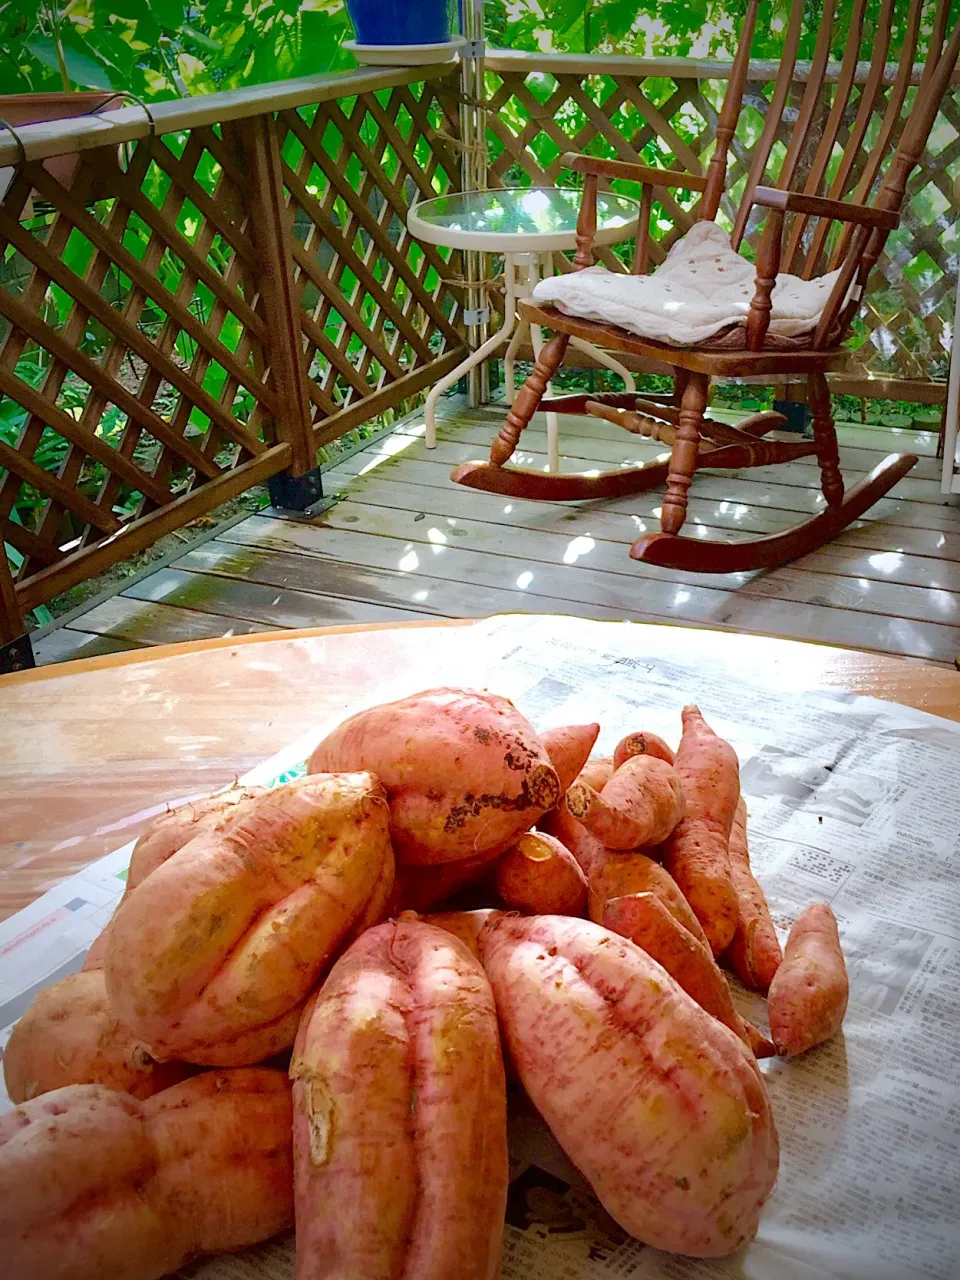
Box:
[0,0,353,97]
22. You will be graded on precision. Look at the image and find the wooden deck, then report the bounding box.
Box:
[34,401,960,668]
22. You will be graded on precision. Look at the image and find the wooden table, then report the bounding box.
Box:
[2,616,960,922]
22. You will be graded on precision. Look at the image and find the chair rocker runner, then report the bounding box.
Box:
[451,0,960,574]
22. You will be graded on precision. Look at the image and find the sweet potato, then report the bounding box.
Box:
[613,730,675,768]
[291,919,507,1280]
[663,705,740,956]
[0,1068,293,1280]
[566,755,684,849]
[307,687,560,866]
[602,892,753,1049]
[423,909,496,963]
[395,848,502,912]
[538,804,606,878]
[82,786,267,973]
[726,799,783,992]
[105,773,393,1064]
[495,832,587,916]
[540,723,600,794]
[479,913,779,1257]
[577,756,614,792]
[3,970,193,1104]
[744,1021,776,1059]
[767,904,848,1057]
[587,847,710,950]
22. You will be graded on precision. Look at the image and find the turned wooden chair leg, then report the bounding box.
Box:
[808,372,844,507]
[661,371,709,536]
[491,333,570,466]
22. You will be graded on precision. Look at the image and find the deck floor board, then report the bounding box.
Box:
[39,401,960,668]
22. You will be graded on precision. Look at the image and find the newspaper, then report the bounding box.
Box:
[2,614,959,1280]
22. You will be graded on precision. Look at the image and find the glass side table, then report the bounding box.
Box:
[407,187,641,470]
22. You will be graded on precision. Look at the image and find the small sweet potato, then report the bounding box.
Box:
[540,723,600,794]
[308,687,560,866]
[0,1069,293,1280]
[587,848,710,950]
[495,832,587,916]
[105,773,393,1064]
[602,892,753,1050]
[538,805,606,879]
[726,799,783,992]
[663,706,740,956]
[3,971,192,1104]
[479,913,779,1257]
[613,730,675,768]
[768,904,848,1057]
[292,919,507,1280]
[566,755,684,849]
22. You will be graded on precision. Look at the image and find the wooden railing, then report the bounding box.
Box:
[484,49,960,402]
[0,65,465,649]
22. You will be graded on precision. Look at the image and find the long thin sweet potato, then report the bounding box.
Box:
[767,904,848,1057]
[602,892,753,1050]
[538,805,606,879]
[663,705,740,956]
[726,798,782,992]
[577,757,614,792]
[291,919,507,1279]
[587,848,710,950]
[566,755,684,849]
[540,723,600,794]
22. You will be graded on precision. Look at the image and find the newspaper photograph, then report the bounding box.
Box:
[2,615,958,1279]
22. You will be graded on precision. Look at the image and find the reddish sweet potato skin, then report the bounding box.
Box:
[307,687,560,866]
[538,805,607,879]
[613,731,675,768]
[577,757,614,792]
[602,892,752,1049]
[588,847,711,950]
[495,832,587,916]
[768,904,848,1057]
[104,773,393,1064]
[291,919,507,1280]
[3,971,193,1104]
[726,799,783,992]
[540,723,601,794]
[0,1069,293,1280]
[663,705,740,956]
[479,913,779,1257]
[566,755,685,849]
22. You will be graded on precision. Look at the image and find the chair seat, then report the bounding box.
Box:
[531,222,844,348]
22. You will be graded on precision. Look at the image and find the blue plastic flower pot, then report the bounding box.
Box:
[346,0,451,44]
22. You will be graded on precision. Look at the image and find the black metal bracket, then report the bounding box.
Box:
[773,398,810,434]
[1,632,35,675]
[266,465,338,522]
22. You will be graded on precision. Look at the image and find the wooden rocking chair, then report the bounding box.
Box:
[451,0,960,573]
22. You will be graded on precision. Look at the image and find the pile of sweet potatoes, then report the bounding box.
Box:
[1,687,849,1278]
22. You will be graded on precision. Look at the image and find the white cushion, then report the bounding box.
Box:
[531,222,843,346]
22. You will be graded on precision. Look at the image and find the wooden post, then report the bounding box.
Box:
[0,550,34,673]
[236,113,318,497]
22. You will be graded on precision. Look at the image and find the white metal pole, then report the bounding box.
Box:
[460,0,489,407]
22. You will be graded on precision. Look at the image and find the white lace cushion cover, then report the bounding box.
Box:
[531,222,843,346]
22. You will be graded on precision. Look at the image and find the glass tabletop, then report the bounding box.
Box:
[411,186,638,238]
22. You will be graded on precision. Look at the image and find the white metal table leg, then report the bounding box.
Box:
[503,314,526,404]
[941,268,960,494]
[424,255,518,448]
[569,335,637,393]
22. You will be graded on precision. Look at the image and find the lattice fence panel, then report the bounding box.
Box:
[0,69,464,624]
[276,79,464,444]
[486,65,960,392]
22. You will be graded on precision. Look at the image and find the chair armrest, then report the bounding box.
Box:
[753,186,899,231]
[561,152,708,192]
